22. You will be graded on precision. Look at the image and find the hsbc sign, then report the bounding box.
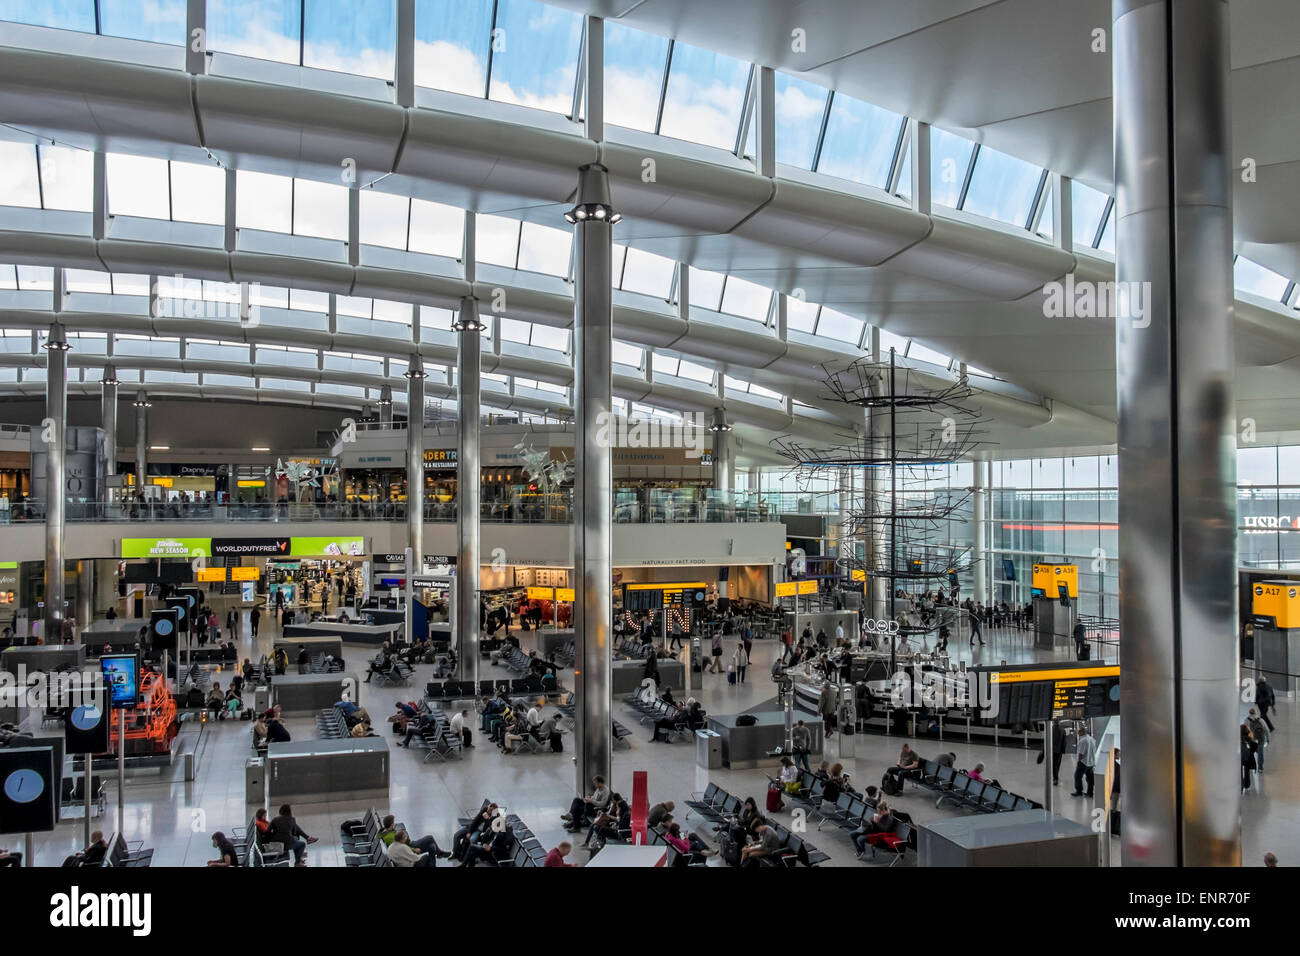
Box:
[1243,516,1300,534]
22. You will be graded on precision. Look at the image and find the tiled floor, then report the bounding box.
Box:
[16,600,1291,867]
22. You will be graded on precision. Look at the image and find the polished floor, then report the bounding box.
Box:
[14,601,1290,867]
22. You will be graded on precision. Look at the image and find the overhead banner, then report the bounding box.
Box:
[1252,581,1300,628]
[121,537,211,558]
[290,537,366,557]
[212,537,291,557]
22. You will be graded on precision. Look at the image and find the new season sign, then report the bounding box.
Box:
[121,538,211,558]
[122,537,365,559]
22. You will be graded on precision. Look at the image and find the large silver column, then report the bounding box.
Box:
[1114,0,1238,866]
[100,364,118,507]
[404,358,426,567]
[378,385,393,426]
[866,329,888,621]
[710,407,733,497]
[42,323,71,643]
[132,391,150,496]
[568,163,620,791]
[77,560,93,629]
[972,458,986,606]
[454,296,482,685]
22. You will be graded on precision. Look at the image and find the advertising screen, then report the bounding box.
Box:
[290,537,366,557]
[100,654,139,709]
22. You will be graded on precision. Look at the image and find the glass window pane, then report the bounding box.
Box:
[878,328,908,356]
[688,267,725,310]
[359,190,410,249]
[1036,180,1054,238]
[676,358,713,383]
[475,214,520,268]
[303,0,395,79]
[292,179,348,241]
[237,170,292,233]
[1070,180,1109,249]
[414,0,492,96]
[612,341,642,367]
[816,93,903,189]
[908,341,949,366]
[815,307,861,343]
[0,0,93,30]
[1063,457,1099,489]
[961,145,1041,225]
[0,142,40,209]
[207,0,300,63]
[894,138,911,201]
[604,21,669,133]
[170,161,225,225]
[620,248,674,297]
[1238,446,1278,486]
[786,296,818,333]
[658,40,749,150]
[408,199,464,258]
[530,325,568,352]
[929,127,975,209]
[107,153,170,220]
[488,0,583,114]
[516,222,570,275]
[1235,256,1290,301]
[774,72,828,169]
[499,317,530,343]
[719,276,770,321]
[101,0,185,42]
[1278,446,1300,485]
[38,146,94,212]
[1096,207,1114,253]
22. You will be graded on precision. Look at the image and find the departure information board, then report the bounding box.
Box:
[987,665,1120,725]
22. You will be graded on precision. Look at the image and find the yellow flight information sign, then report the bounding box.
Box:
[526,586,554,601]
[1252,580,1300,628]
[775,580,818,598]
[195,568,226,583]
[230,566,260,582]
[851,569,866,581]
[988,665,1120,724]
[556,588,575,603]
[625,582,709,591]
[1032,563,1078,598]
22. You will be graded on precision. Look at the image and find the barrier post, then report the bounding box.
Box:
[84,751,92,847]
[1043,720,1054,814]
[24,832,33,867]
[116,713,125,829]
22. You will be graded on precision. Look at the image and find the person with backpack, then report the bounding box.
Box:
[732,642,749,684]
[1247,708,1270,771]
[1256,676,1276,731]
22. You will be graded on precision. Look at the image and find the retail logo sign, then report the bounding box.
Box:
[121,537,211,558]
[211,537,291,556]
[592,412,709,458]
[1041,274,1151,328]
[1243,515,1300,534]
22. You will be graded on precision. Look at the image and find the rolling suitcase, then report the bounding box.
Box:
[766,783,784,813]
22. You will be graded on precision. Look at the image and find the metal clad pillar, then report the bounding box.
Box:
[43,323,70,642]
[972,458,987,606]
[710,407,732,495]
[100,364,119,505]
[379,385,393,426]
[77,560,93,629]
[1113,0,1238,866]
[569,158,618,793]
[133,391,150,496]
[866,327,888,621]
[404,357,426,570]
[454,297,482,685]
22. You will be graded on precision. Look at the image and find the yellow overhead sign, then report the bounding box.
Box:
[989,665,1120,685]
[231,566,260,582]
[527,586,554,601]
[775,580,818,598]
[1032,563,1078,598]
[1253,581,1300,628]
[556,588,575,603]
[196,568,225,582]
[626,582,708,591]
[851,569,866,581]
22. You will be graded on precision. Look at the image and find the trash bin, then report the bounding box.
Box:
[245,758,265,804]
[696,729,722,770]
[690,637,703,690]
[254,685,270,713]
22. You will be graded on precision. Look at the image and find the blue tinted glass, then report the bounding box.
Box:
[894,138,911,200]
[816,93,902,188]
[207,0,299,63]
[774,72,828,169]
[604,21,669,132]
[414,0,492,97]
[1070,180,1109,248]
[961,145,1041,225]
[488,0,583,114]
[1234,256,1289,300]
[1096,207,1114,253]
[0,0,93,30]
[101,0,185,42]
[929,127,974,208]
[1036,181,1054,237]
[304,0,395,79]
[659,40,749,150]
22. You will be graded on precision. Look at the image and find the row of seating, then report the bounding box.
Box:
[812,790,916,864]
[405,704,463,762]
[556,694,632,746]
[317,703,351,739]
[683,782,827,867]
[340,808,395,867]
[624,694,692,741]
[366,653,413,686]
[229,814,290,867]
[104,832,153,867]
[912,761,1042,813]
[426,677,553,701]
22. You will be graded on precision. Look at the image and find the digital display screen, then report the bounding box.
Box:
[100,654,139,709]
[1003,560,1016,581]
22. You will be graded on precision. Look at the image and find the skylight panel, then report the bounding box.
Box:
[487,0,583,115]
[774,72,829,169]
[286,288,324,312]
[658,40,749,150]
[0,0,93,30]
[0,142,39,209]
[612,341,643,367]
[785,296,819,333]
[908,341,950,366]
[688,267,725,310]
[65,269,112,294]
[107,153,170,220]
[475,214,521,268]
[1234,256,1290,301]
[604,21,669,132]
[748,383,782,401]
[408,199,464,258]
[360,190,410,249]
[303,0,396,80]
[530,325,569,352]
[100,0,186,43]
[207,0,300,64]
[877,328,908,356]
[1096,210,1114,254]
[1070,180,1109,249]
[1036,181,1054,238]
[929,128,975,209]
[170,161,225,225]
[500,317,531,344]
[38,145,93,212]
[961,145,1042,225]
[720,276,771,321]
[292,178,348,241]
[620,248,674,297]
[815,307,862,343]
[236,170,292,233]
[414,0,492,96]
[371,299,412,324]
[676,358,714,384]
[652,353,680,376]
[516,221,571,276]
[816,93,903,189]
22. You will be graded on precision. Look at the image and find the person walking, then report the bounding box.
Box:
[968,607,984,646]
[1072,724,1096,798]
[818,681,837,738]
[732,642,749,684]
[250,605,261,639]
[790,719,812,773]
[1256,676,1276,731]
[226,607,237,637]
[1241,723,1258,793]
[1247,708,1269,771]
[710,631,724,673]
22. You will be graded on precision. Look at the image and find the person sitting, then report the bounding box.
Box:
[349,719,373,737]
[563,776,611,831]
[449,709,473,748]
[207,831,239,867]
[267,804,317,866]
[452,804,499,861]
[223,686,243,719]
[61,831,110,868]
[363,646,392,683]
[206,682,226,719]
[0,846,21,868]
[822,763,848,804]
[388,700,418,733]
[734,797,764,839]
[664,821,716,864]
[779,756,802,795]
[385,829,434,867]
[396,710,440,748]
[266,717,291,744]
[377,815,450,860]
[252,719,270,751]
[584,797,630,851]
[462,822,514,867]
[850,802,895,859]
[885,743,922,785]
[646,800,676,830]
[500,713,533,754]
[740,824,783,867]
[544,841,576,867]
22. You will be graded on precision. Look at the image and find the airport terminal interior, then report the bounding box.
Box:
[0,0,1297,880]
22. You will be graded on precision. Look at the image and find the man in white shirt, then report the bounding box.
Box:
[834,622,845,644]
[386,831,433,867]
[1072,726,1097,798]
[527,705,542,729]
[449,708,474,748]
